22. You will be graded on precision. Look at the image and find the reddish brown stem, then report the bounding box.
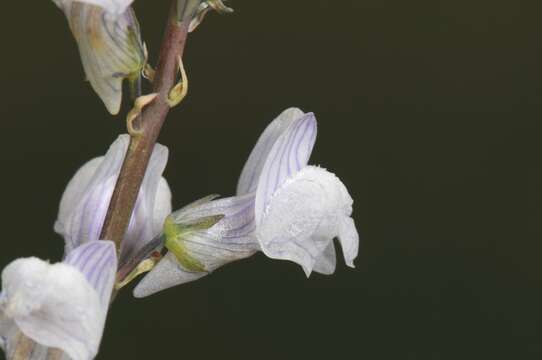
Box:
[100,9,190,252]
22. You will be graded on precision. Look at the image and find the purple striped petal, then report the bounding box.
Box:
[64,241,117,306]
[56,135,129,254]
[237,108,304,196]
[55,135,171,265]
[254,113,317,225]
[121,144,170,263]
[65,177,116,256]
[175,194,259,258]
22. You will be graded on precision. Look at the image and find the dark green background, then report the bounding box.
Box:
[1,0,542,358]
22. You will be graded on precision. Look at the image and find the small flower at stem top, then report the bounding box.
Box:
[0,241,117,360]
[134,108,359,297]
[54,134,172,264]
[52,0,145,114]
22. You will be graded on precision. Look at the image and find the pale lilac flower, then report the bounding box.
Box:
[134,108,359,297]
[52,0,145,114]
[54,134,172,264]
[0,241,117,360]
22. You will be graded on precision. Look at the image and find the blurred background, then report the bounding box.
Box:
[1,0,542,358]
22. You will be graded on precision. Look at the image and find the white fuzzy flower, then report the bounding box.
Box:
[134,108,359,297]
[52,0,145,114]
[55,134,172,264]
[0,241,117,360]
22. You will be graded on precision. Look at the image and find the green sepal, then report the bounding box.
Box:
[163,214,225,272]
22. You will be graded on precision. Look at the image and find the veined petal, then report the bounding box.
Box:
[134,194,259,298]
[237,108,305,196]
[257,166,359,276]
[56,3,145,114]
[55,135,130,254]
[254,112,317,225]
[55,157,102,235]
[64,177,117,256]
[64,241,117,306]
[56,135,129,254]
[122,144,171,262]
[55,135,171,262]
[153,178,173,238]
[53,0,134,17]
[169,194,259,270]
[0,246,113,360]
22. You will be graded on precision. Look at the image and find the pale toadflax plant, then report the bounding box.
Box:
[0,1,360,359]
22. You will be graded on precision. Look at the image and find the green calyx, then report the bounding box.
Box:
[163,214,225,272]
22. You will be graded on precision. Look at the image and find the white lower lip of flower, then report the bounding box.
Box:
[312,242,337,275]
[0,241,117,360]
[257,166,358,276]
